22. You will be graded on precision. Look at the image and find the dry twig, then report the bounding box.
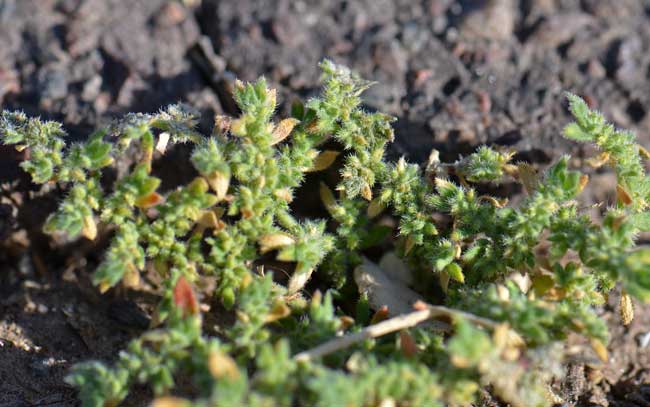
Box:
[293,303,496,362]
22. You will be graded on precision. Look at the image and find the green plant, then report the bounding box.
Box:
[3,61,650,407]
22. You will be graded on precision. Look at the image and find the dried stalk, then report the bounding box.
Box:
[293,303,496,362]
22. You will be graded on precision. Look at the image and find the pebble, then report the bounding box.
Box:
[459,0,515,41]
[155,1,187,27]
[38,68,68,100]
[638,331,650,348]
[0,0,15,22]
[528,13,593,49]
[81,75,102,101]
[615,35,642,85]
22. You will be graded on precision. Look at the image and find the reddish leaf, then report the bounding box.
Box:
[173,276,199,316]
[370,305,389,324]
[400,331,418,357]
[135,192,165,209]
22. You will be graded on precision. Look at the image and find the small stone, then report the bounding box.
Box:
[0,0,16,22]
[155,2,187,27]
[81,75,102,101]
[460,0,516,41]
[638,331,650,348]
[528,13,593,49]
[38,68,68,100]
[587,59,606,79]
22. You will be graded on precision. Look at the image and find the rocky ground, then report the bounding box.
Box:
[1,0,650,405]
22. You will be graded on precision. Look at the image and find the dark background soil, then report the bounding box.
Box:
[1,0,650,406]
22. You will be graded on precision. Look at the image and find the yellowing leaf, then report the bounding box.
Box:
[122,268,141,289]
[151,397,190,407]
[82,215,97,241]
[306,150,340,172]
[271,118,300,145]
[517,163,539,195]
[616,184,633,206]
[620,291,634,326]
[258,233,295,254]
[319,182,337,214]
[265,301,291,323]
[208,350,240,380]
[404,235,416,255]
[98,280,111,294]
[640,145,650,160]
[367,197,385,218]
[585,152,610,168]
[578,174,589,192]
[531,274,554,297]
[134,192,164,209]
[274,188,293,203]
[360,184,373,201]
[439,271,450,294]
[205,170,230,200]
[591,338,609,362]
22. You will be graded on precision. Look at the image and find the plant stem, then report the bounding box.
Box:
[293,303,496,362]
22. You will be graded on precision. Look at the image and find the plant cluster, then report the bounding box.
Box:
[3,61,650,407]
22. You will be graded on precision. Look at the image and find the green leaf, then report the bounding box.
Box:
[359,225,391,249]
[566,92,591,128]
[445,262,465,283]
[448,319,493,368]
[563,123,592,142]
[629,212,650,231]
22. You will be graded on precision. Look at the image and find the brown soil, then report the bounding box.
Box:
[1,0,650,406]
